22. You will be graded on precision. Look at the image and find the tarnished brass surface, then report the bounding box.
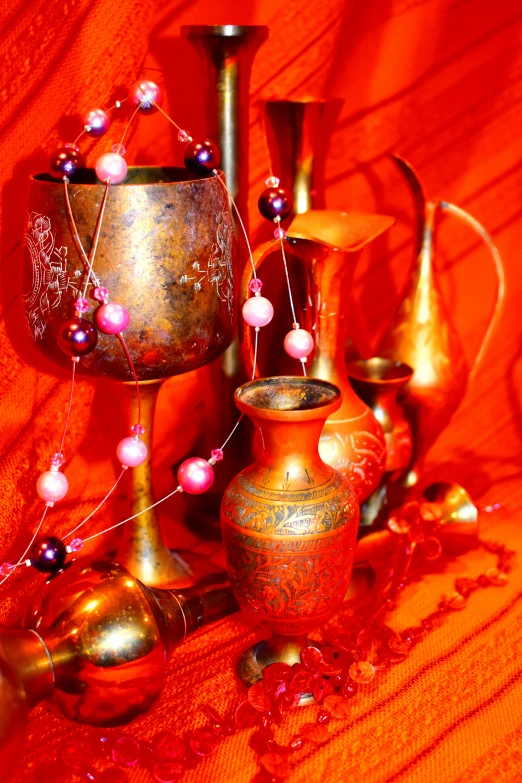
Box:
[379,156,468,483]
[0,629,53,770]
[238,634,316,705]
[116,381,195,588]
[264,98,343,214]
[241,211,395,502]
[23,167,236,381]
[182,25,268,223]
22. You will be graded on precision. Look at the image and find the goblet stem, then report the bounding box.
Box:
[116,380,194,588]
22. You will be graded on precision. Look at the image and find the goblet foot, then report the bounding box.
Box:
[238,634,319,706]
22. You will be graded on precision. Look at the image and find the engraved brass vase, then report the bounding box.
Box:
[347,358,413,528]
[22,168,235,588]
[220,376,359,686]
[241,210,395,502]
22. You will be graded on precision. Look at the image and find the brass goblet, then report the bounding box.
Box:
[22,167,236,587]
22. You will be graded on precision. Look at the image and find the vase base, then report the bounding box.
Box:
[238,635,319,706]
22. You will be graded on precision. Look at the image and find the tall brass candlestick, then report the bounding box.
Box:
[182,25,269,226]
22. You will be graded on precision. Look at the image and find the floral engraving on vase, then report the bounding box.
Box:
[23,212,78,340]
[221,467,358,635]
[179,210,234,321]
[319,422,386,501]
[224,471,356,535]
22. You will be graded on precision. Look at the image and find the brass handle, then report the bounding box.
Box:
[439,201,506,384]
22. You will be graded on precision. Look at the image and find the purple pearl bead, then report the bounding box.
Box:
[49,145,85,180]
[128,80,163,114]
[258,187,293,221]
[184,139,220,175]
[83,108,110,137]
[57,317,98,357]
[30,536,67,573]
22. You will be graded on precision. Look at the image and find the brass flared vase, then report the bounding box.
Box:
[242,210,395,503]
[220,377,359,691]
[22,167,236,588]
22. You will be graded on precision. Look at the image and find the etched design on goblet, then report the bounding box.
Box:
[24,212,79,340]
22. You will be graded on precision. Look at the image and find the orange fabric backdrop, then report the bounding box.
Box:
[1,0,522,780]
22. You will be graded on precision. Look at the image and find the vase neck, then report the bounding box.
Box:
[251,416,329,490]
[416,201,438,292]
[290,242,359,391]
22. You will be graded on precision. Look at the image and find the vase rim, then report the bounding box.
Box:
[234,376,342,421]
[347,357,414,385]
[31,167,222,188]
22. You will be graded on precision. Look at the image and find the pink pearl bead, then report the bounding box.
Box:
[83,108,110,137]
[284,328,314,359]
[95,302,130,334]
[128,80,163,113]
[36,470,69,504]
[177,458,214,494]
[242,296,274,328]
[117,437,148,468]
[95,153,128,185]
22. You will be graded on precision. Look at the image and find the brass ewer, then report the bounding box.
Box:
[379,155,504,488]
[22,167,236,588]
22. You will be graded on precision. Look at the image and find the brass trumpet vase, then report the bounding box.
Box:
[347,358,414,529]
[22,167,236,588]
[220,377,359,692]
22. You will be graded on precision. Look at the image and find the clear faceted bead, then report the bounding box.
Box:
[68,537,84,553]
[248,278,263,294]
[74,297,90,313]
[93,287,109,303]
[112,143,126,156]
[112,736,140,767]
[131,423,146,436]
[51,452,65,468]
[177,129,191,143]
[210,448,224,462]
[265,176,280,187]
[274,226,286,240]
[0,563,15,577]
[349,661,375,683]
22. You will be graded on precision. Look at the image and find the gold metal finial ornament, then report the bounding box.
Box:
[0,555,238,757]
